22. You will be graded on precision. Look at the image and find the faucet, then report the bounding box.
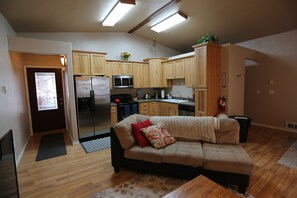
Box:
[175,91,182,99]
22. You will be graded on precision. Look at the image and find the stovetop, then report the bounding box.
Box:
[111,94,137,105]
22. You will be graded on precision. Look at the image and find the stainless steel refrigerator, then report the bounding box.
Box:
[74,76,111,141]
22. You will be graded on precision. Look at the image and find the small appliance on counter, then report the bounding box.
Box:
[161,90,165,99]
[144,93,151,99]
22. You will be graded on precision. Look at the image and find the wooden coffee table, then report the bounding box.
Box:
[163,175,240,198]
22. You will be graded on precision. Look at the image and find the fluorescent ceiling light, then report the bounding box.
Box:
[151,12,187,33]
[102,0,135,26]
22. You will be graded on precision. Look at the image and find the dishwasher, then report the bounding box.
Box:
[178,104,195,116]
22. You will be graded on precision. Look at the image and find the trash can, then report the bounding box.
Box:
[229,115,252,143]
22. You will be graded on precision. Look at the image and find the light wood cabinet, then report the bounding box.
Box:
[193,43,221,116]
[90,54,106,75]
[111,106,118,126]
[73,51,107,75]
[145,58,166,88]
[111,61,133,75]
[132,63,149,88]
[105,61,113,88]
[139,102,158,116]
[174,59,185,79]
[73,52,90,75]
[184,57,195,87]
[158,102,178,116]
[139,102,150,116]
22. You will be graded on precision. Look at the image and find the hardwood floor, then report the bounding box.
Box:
[17,126,297,198]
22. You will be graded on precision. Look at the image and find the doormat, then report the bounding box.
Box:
[36,133,67,161]
[81,136,110,154]
[277,139,297,169]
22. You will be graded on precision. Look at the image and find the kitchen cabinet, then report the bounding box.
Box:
[174,59,185,79]
[193,42,221,116]
[112,61,133,75]
[145,58,166,88]
[184,56,195,87]
[132,63,149,88]
[163,59,185,79]
[158,102,178,116]
[139,102,158,116]
[111,106,118,126]
[105,61,113,88]
[73,51,107,75]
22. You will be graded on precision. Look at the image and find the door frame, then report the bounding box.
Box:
[24,65,68,136]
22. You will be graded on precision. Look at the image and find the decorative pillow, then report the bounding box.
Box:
[131,119,153,147]
[141,121,176,149]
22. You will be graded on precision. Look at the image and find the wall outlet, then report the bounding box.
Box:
[269,90,275,94]
[286,122,297,131]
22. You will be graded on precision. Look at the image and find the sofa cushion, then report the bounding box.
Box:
[131,119,153,147]
[215,118,240,144]
[113,115,137,149]
[203,143,253,175]
[162,141,204,167]
[125,145,163,163]
[150,116,216,143]
[142,121,176,149]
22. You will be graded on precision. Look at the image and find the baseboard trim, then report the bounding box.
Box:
[252,122,297,133]
[16,135,30,167]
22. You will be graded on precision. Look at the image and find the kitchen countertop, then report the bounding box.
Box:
[136,98,195,106]
[111,99,195,107]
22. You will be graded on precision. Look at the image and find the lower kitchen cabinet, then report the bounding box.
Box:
[139,102,158,116]
[111,106,118,126]
[158,102,178,116]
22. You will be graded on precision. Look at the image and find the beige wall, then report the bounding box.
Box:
[221,44,258,116]
[0,13,30,166]
[238,29,297,130]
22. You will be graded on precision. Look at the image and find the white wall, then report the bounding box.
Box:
[17,32,180,61]
[8,36,78,143]
[0,13,30,165]
[238,29,297,130]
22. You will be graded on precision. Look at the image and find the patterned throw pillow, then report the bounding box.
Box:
[141,121,176,149]
[131,119,153,147]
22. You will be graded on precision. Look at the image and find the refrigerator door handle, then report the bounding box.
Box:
[90,90,95,115]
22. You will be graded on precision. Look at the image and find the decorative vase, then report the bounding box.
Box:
[121,56,130,61]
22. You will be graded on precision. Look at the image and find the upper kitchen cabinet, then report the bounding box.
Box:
[72,51,107,75]
[132,63,149,88]
[162,59,185,80]
[184,56,195,87]
[144,58,167,88]
[193,43,221,116]
[111,61,133,75]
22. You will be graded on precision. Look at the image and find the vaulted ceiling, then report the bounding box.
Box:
[1,0,297,52]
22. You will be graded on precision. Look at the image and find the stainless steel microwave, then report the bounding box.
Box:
[112,75,134,88]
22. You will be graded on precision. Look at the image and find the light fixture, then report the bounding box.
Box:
[151,12,187,33]
[60,55,66,66]
[102,0,135,26]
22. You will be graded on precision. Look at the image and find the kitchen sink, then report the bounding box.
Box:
[161,99,190,103]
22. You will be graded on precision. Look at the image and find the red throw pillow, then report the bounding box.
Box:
[131,119,153,147]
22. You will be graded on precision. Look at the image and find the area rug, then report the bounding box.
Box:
[35,133,67,161]
[81,136,110,154]
[277,139,297,168]
[90,174,255,198]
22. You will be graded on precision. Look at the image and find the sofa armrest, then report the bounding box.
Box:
[214,118,240,144]
[111,127,125,172]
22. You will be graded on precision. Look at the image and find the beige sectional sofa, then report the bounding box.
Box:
[111,114,253,193]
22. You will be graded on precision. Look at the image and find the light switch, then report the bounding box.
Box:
[2,85,8,94]
[269,90,275,95]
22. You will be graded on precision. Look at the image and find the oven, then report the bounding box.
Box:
[178,104,195,116]
[111,94,138,121]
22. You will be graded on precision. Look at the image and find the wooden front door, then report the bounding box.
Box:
[26,68,66,133]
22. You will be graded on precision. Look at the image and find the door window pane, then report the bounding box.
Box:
[35,72,58,111]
